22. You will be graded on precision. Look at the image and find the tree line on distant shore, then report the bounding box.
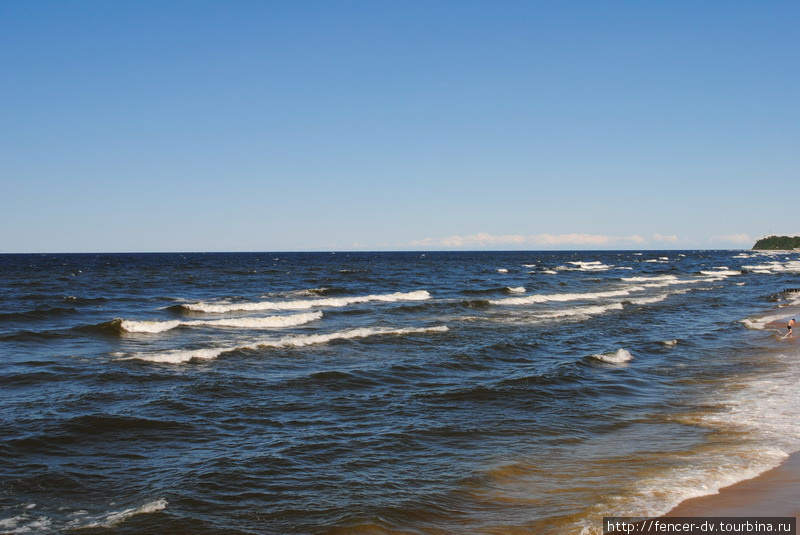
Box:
[752,235,800,250]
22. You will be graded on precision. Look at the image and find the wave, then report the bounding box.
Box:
[461,287,514,296]
[300,287,350,296]
[0,307,77,322]
[179,290,430,313]
[63,296,109,305]
[622,275,678,282]
[569,261,613,269]
[127,325,449,364]
[0,499,167,534]
[80,499,167,529]
[115,311,323,334]
[741,260,800,274]
[534,303,624,319]
[459,299,491,309]
[626,294,670,305]
[639,278,707,289]
[699,270,741,276]
[505,286,526,294]
[555,261,615,272]
[589,348,633,364]
[489,287,642,305]
[520,293,672,322]
[740,312,792,330]
[0,329,71,342]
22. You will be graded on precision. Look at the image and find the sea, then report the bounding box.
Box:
[1,250,799,534]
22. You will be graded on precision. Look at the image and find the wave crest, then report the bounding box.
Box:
[181,290,430,313]
[118,311,323,333]
[127,325,449,364]
[590,348,633,364]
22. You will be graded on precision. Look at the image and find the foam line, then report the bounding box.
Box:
[182,290,431,313]
[128,325,449,364]
[119,311,323,333]
[489,288,643,305]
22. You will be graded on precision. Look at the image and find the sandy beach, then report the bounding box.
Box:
[667,452,800,528]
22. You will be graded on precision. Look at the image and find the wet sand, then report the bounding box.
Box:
[667,452,800,520]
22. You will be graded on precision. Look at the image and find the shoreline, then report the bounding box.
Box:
[665,452,800,519]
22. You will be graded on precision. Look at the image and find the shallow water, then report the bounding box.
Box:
[1,250,799,534]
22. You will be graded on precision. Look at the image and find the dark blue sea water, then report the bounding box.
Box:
[2,250,799,534]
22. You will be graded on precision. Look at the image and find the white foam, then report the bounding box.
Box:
[533,303,624,319]
[591,348,633,364]
[136,347,232,364]
[640,278,706,289]
[697,368,800,454]
[182,290,430,313]
[497,268,509,273]
[129,326,449,364]
[0,514,52,533]
[565,261,614,271]
[662,339,678,346]
[119,319,181,333]
[609,351,800,521]
[0,516,23,531]
[740,312,792,330]
[578,447,788,532]
[628,294,669,305]
[700,270,740,276]
[77,499,168,529]
[741,260,800,274]
[489,287,643,306]
[622,275,678,282]
[505,286,526,293]
[258,325,449,349]
[120,312,323,333]
[0,500,166,534]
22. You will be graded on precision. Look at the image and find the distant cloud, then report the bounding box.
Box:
[407,232,649,249]
[712,233,752,244]
[652,233,679,243]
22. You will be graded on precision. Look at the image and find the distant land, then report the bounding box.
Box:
[752,235,800,250]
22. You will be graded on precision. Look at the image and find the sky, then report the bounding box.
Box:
[1,1,798,252]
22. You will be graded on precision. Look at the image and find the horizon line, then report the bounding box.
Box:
[0,247,755,255]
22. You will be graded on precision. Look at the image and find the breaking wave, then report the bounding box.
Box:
[489,288,643,305]
[534,303,624,319]
[0,499,166,534]
[590,348,633,364]
[117,311,323,333]
[179,290,431,313]
[127,325,449,364]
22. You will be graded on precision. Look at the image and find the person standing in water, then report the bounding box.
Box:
[787,319,796,338]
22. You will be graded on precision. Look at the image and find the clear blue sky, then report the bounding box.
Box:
[2,1,797,252]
